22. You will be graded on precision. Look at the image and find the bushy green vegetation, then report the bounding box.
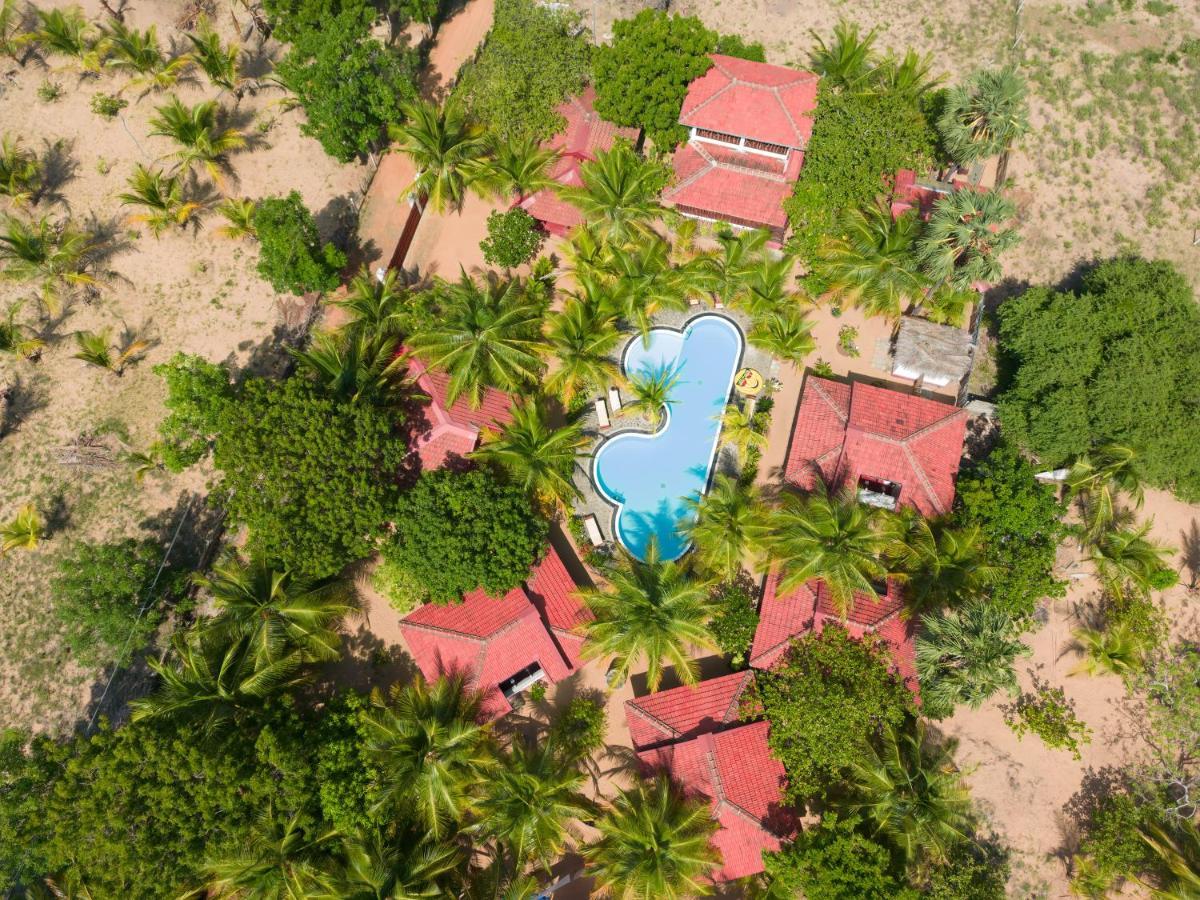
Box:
[480,208,544,269]
[251,191,347,295]
[152,353,234,472]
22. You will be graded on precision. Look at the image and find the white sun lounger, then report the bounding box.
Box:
[595,398,611,429]
[608,386,622,412]
[582,514,604,547]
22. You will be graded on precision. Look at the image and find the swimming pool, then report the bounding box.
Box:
[592,315,745,561]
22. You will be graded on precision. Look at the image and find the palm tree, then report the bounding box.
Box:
[471,400,588,510]
[0,301,43,360]
[35,6,101,71]
[72,327,148,376]
[625,364,680,429]
[543,298,622,405]
[118,164,203,236]
[148,96,246,184]
[809,20,878,89]
[915,600,1029,719]
[201,811,338,899]
[131,629,308,734]
[873,49,940,99]
[102,20,191,92]
[0,215,100,315]
[818,203,929,320]
[291,329,405,404]
[1067,443,1143,543]
[0,0,32,68]
[583,774,720,899]
[767,483,889,618]
[843,721,973,872]
[187,16,256,99]
[727,247,800,320]
[331,267,410,340]
[1137,817,1200,899]
[718,402,766,463]
[883,512,999,618]
[365,675,495,839]
[197,551,355,667]
[683,475,767,581]
[406,270,546,408]
[466,132,559,200]
[701,226,771,308]
[603,238,701,338]
[938,67,1030,186]
[0,503,41,554]
[748,308,816,366]
[917,189,1020,290]
[334,828,464,900]
[557,142,665,245]
[216,197,257,240]
[0,135,42,207]
[578,542,717,690]
[1088,521,1177,600]
[388,98,488,213]
[1068,622,1151,678]
[472,739,593,875]
[559,222,610,282]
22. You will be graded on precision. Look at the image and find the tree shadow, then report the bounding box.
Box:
[309,622,420,699]
[0,373,49,439]
[628,654,731,698]
[1180,519,1200,590]
[315,192,362,258]
[41,489,73,539]
[36,137,79,209]
[138,489,228,573]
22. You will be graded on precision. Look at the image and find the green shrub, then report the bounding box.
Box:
[90,93,127,119]
[714,32,766,62]
[251,191,347,295]
[550,695,608,761]
[37,80,63,102]
[153,353,234,472]
[708,573,759,668]
[764,814,915,900]
[480,208,545,269]
[1002,675,1092,759]
[1072,790,1162,897]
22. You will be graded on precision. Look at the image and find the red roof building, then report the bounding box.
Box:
[404,353,514,471]
[398,545,584,719]
[524,540,594,669]
[784,376,968,518]
[517,87,639,237]
[625,671,754,751]
[890,167,973,221]
[665,55,819,243]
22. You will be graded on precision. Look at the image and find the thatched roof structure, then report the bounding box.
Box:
[891,317,974,388]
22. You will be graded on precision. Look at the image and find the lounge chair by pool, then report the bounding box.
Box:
[582,514,604,547]
[595,398,611,429]
[608,386,622,412]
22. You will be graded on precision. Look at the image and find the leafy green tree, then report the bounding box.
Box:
[558,143,668,246]
[470,399,586,510]
[479,208,544,269]
[50,538,183,667]
[714,32,765,62]
[543,298,622,405]
[1002,675,1092,760]
[753,623,915,801]
[153,352,233,471]
[817,203,929,320]
[276,9,418,161]
[684,475,767,581]
[548,695,608,762]
[1072,790,1163,898]
[583,774,720,899]
[937,67,1030,185]
[252,191,347,295]
[455,0,590,140]
[201,811,338,898]
[707,573,760,668]
[385,467,547,603]
[916,600,1029,719]
[389,98,488,213]
[923,840,1009,900]
[592,10,716,148]
[764,814,915,900]
[883,512,999,618]
[917,189,1019,290]
[952,439,1068,619]
[213,376,407,578]
[262,0,376,42]
[997,258,1200,499]
[578,542,717,691]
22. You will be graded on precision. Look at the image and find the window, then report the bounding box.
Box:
[857,476,901,510]
[694,128,740,145]
[744,137,790,156]
[499,662,545,701]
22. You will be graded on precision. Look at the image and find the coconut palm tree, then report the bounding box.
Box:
[748,308,816,366]
[917,189,1020,290]
[197,551,355,667]
[557,142,665,245]
[938,67,1030,186]
[35,6,101,71]
[603,238,701,338]
[291,329,406,404]
[0,135,42,207]
[118,164,203,236]
[334,828,464,900]
[406,270,547,408]
[916,600,1029,719]
[883,512,999,618]
[215,197,257,240]
[1088,521,1177,600]
[0,503,41,554]
[1067,443,1144,543]
[543,297,622,405]
[625,364,680,429]
[732,250,802,320]
[1068,621,1152,678]
[331,267,410,340]
[701,226,771,308]
[684,475,768,581]
[717,402,766,464]
[186,16,256,99]
[809,20,878,89]
[767,483,889,618]
[578,541,717,691]
[388,98,488,213]
[148,96,246,185]
[471,400,588,510]
[818,203,929,320]
[583,774,720,900]
[102,20,191,92]
[131,629,308,734]
[0,0,32,68]
[0,215,100,315]
[72,327,148,376]
[559,222,610,282]
[0,301,43,360]
[465,132,559,200]
[201,810,338,899]
[472,738,593,875]
[1137,816,1200,898]
[873,49,940,99]
[843,721,973,872]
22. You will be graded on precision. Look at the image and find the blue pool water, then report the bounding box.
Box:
[592,315,744,561]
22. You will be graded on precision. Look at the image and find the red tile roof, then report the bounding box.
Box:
[524,543,594,669]
[890,168,975,221]
[681,55,819,149]
[663,142,796,234]
[639,722,794,881]
[547,85,639,158]
[517,156,586,238]
[784,376,967,517]
[625,671,754,751]
[404,353,514,471]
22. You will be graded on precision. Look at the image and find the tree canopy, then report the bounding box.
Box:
[997,256,1200,500]
[153,352,234,472]
[252,192,347,296]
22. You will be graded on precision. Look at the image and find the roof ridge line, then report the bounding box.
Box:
[901,441,946,515]
[400,619,489,642]
[664,145,715,199]
[626,701,683,743]
[724,672,752,723]
[810,378,850,425]
[704,740,767,828]
[768,83,806,148]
